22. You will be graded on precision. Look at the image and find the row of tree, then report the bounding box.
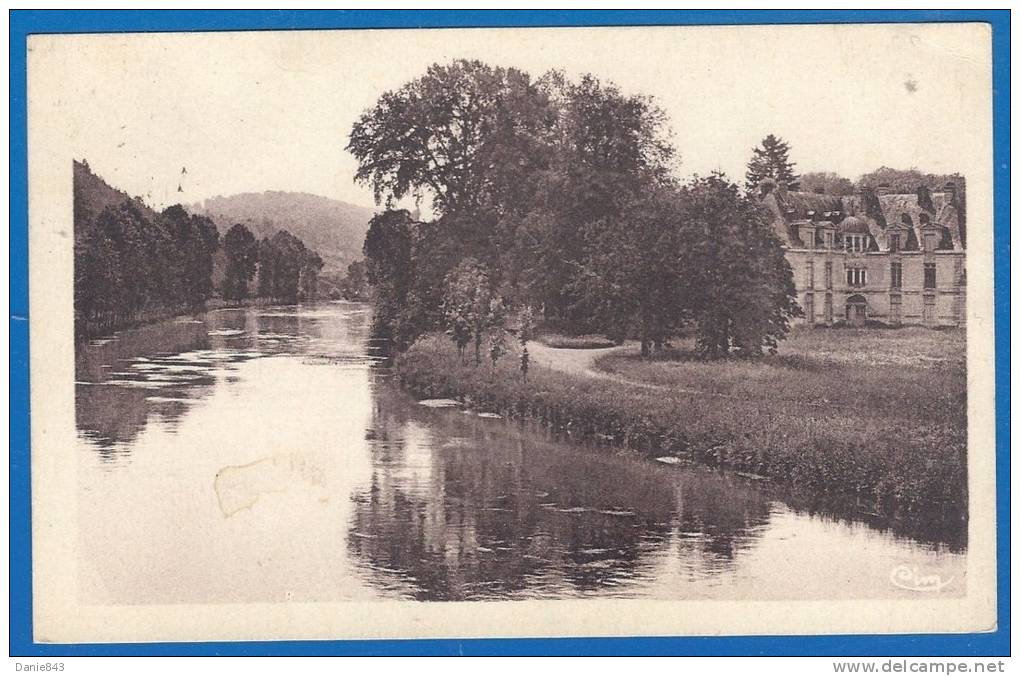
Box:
[75,181,324,336]
[75,202,220,335]
[350,60,799,358]
[221,224,324,303]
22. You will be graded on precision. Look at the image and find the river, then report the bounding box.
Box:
[74,301,965,604]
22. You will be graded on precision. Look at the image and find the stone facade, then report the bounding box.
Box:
[761,182,966,328]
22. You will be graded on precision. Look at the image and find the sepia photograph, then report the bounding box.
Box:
[16,11,1005,653]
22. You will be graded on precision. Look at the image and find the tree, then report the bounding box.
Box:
[221,223,258,302]
[299,249,324,301]
[74,220,123,334]
[745,134,798,193]
[441,268,478,363]
[256,237,277,299]
[349,63,681,343]
[571,186,690,356]
[799,171,855,196]
[681,174,800,357]
[362,210,416,343]
[340,260,369,301]
[347,59,554,222]
[441,258,494,366]
[161,205,219,305]
[498,71,677,321]
[254,230,323,304]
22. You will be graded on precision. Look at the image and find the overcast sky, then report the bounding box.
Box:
[33,22,990,210]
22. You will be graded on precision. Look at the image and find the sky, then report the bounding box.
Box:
[31,22,991,211]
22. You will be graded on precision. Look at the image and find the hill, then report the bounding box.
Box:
[188,191,375,275]
[74,159,159,240]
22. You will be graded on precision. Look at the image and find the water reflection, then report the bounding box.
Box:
[75,302,966,603]
[348,386,781,599]
[74,304,376,459]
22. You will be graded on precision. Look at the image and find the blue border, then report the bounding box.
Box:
[9,9,1009,657]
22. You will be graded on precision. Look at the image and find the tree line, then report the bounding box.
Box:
[221,224,324,304]
[75,201,221,336]
[74,169,324,337]
[348,60,799,358]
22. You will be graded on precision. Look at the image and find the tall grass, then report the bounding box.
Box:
[394,330,967,529]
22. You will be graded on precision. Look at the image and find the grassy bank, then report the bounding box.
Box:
[394,328,966,528]
[535,333,618,349]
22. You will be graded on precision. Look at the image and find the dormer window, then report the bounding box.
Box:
[844,234,866,252]
[889,234,900,252]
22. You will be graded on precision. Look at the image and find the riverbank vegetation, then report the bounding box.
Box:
[394,328,967,530]
[74,161,324,338]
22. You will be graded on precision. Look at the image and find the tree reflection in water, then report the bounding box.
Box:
[347,384,773,600]
[74,306,339,461]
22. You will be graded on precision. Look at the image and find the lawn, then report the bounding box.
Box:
[394,326,967,534]
[595,326,966,430]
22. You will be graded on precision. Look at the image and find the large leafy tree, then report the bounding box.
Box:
[498,72,677,319]
[745,134,798,194]
[349,62,800,360]
[162,204,219,305]
[570,186,689,355]
[254,230,323,304]
[347,59,554,223]
[361,209,416,343]
[681,174,800,357]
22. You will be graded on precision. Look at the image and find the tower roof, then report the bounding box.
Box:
[836,216,870,234]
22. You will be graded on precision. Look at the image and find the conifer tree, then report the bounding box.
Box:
[745,134,798,194]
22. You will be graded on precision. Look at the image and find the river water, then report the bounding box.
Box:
[75,302,965,604]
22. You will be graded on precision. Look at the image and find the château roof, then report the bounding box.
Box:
[762,183,964,252]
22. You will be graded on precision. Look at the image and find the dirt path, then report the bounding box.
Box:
[528,341,737,399]
[528,342,665,389]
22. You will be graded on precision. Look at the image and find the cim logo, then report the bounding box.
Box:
[889,564,955,593]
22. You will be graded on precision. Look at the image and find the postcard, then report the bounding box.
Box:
[26,21,996,643]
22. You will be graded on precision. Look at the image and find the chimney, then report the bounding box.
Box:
[943,182,957,204]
